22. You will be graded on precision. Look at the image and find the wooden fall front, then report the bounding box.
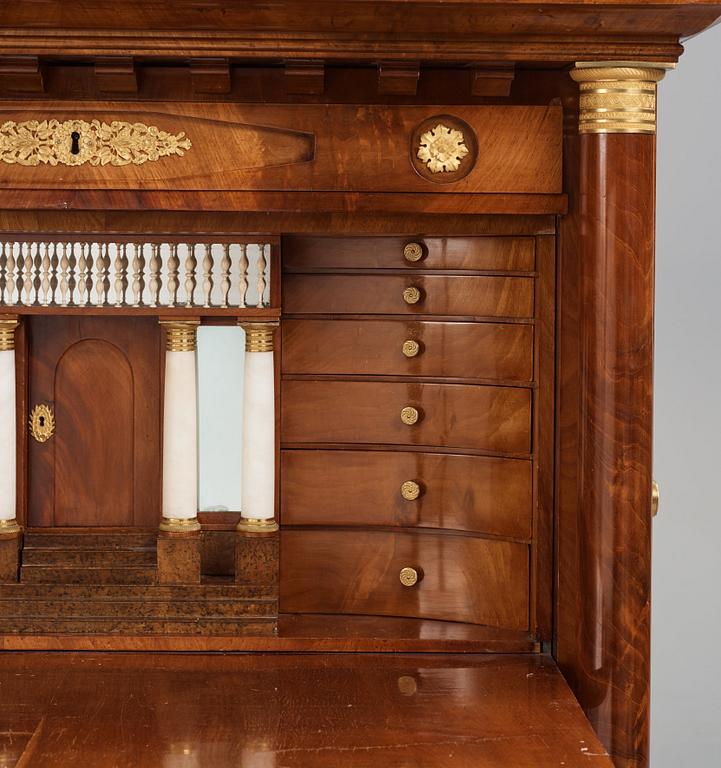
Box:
[0,3,717,767]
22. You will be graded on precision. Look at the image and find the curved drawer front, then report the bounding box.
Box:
[281,450,532,539]
[282,319,533,382]
[283,236,535,272]
[283,274,534,318]
[280,529,530,629]
[281,380,531,454]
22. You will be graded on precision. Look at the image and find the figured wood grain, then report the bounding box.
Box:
[281,380,532,454]
[281,449,532,538]
[280,529,529,628]
[557,133,656,768]
[283,274,534,318]
[283,235,535,271]
[0,0,712,61]
[0,102,562,194]
[0,652,612,767]
[26,317,160,527]
[0,211,558,237]
[282,319,534,382]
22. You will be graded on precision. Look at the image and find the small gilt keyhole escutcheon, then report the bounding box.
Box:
[70,131,81,155]
[30,404,55,443]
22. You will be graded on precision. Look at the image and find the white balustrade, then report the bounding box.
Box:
[0,240,272,310]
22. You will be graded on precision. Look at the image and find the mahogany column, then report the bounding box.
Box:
[557,63,670,768]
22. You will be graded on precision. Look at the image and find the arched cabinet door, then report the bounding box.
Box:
[26,316,161,528]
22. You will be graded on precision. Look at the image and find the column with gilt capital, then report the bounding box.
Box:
[238,322,278,533]
[557,62,672,768]
[235,321,278,589]
[0,318,19,534]
[157,320,202,584]
[0,317,20,582]
[159,320,201,533]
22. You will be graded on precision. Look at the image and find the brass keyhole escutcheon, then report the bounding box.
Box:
[403,286,422,305]
[70,131,81,155]
[403,242,424,263]
[30,404,55,443]
[402,339,420,358]
[399,566,423,587]
[400,406,420,426]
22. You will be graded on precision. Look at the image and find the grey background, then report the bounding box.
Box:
[653,25,721,767]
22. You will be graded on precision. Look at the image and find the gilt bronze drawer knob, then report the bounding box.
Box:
[399,566,423,587]
[402,286,422,305]
[403,242,424,263]
[402,339,421,358]
[400,406,420,425]
[401,480,421,500]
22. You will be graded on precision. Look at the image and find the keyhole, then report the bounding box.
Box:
[70,131,81,155]
[39,416,45,427]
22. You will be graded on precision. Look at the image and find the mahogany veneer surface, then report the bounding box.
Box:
[26,317,161,528]
[283,235,536,271]
[282,379,532,453]
[0,103,562,194]
[280,529,529,628]
[281,449,533,538]
[283,273,535,318]
[282,319,534,382]
[0,653,612,768]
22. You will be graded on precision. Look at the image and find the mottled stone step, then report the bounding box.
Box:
[22,547,156,567]
[21,565,157,585]
[22,531,157,549]
[0,583,273,601]
[0,617,276,636]
[0,598,275,619]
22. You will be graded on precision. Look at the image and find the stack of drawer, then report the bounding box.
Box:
[279,236,535,631]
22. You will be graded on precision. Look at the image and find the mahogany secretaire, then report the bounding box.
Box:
[0,2,717,767]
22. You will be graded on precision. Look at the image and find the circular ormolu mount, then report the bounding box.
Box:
[410,114,478,183]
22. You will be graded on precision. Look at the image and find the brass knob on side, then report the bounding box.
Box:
[400,406,420,425]
[652,480,660,517]
[402,339,421,358]
[399,566,423,587]
[403,242,424,263]
[401,480,421,501]
[403,286,422,305]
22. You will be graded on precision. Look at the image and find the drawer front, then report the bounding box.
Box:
[0,104,561,194]
[282,319,533,382]
[283,274,534,318]
[280,529,529,629]
[281,381,531,453]
[281,450,532,539]
[283,236,535,272]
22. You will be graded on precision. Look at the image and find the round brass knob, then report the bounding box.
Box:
[399,566,423,587]
[403,286,421,305]
[402,339,420,358]
[403,242,424,263]
[401,480,421,501]
[400,406,420,425]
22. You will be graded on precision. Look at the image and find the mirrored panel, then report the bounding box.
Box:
[197,325,245,512]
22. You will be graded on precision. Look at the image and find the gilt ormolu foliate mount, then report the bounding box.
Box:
[0,119,191,166]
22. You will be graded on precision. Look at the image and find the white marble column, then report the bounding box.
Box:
[238,322,278,532]
[0,318,19,534]
[160,320,201,532]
